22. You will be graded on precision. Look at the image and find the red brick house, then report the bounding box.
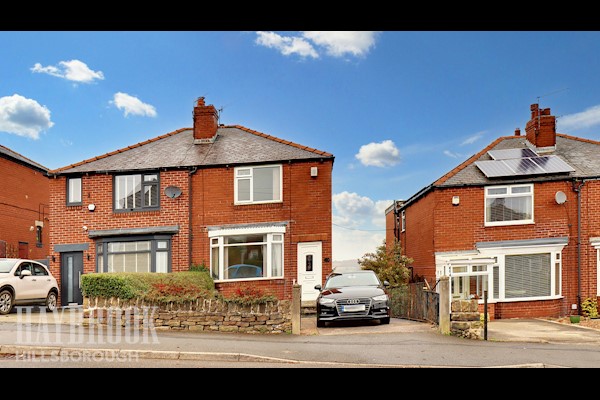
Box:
[0,145,49,260]
[386,104,600,319]
[48,98,333,306]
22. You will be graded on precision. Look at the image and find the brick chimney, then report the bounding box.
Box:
[193,97,218,144]
[525,103,556,148]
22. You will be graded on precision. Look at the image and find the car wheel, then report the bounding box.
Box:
[45,291,58,312]
[0,290,14,315]
[316,319,325,328]
[381,317,390,325]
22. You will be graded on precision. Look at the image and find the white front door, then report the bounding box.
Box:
[297,242,322,302]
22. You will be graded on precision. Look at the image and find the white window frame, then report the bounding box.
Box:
[484,184,534,227]
[590,239,600,296]
[234,164,283,205]
[401,210,406,232]
[437,242,565,304]
[209,225,285,282]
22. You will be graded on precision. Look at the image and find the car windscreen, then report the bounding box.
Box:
[325,272,380,288]
[0,260,16,273]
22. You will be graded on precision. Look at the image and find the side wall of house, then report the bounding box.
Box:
[191,160,333,299]
[0,156,49,260]
[401,192,436,283]
[385,208,396,250]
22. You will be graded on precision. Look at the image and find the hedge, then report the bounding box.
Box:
[81,270,216,303]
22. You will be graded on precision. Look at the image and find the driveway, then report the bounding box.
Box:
[488,318,600,344]
[301,316,433,336]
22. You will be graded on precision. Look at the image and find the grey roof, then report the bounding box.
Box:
[440,135,600,187]
[54,127,333,174]
[0,144,48,172]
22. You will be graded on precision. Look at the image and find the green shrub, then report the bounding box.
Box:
[189,262,209,273]
[81,270,216,303]
[581,297,599,318]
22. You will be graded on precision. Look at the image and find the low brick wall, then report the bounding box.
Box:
[83,297,292,334]
[451,300,483,340]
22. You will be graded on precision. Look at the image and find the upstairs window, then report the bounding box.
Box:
[114,173,159,212]
[401,210,406,232]
[485,184,533,226]
[67,177,82,206]
[234,165,282,205]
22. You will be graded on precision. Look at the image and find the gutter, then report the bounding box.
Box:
[572,179,585,314]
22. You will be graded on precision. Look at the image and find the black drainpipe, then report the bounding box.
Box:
[572,180,585,313]
[188,167,198,268]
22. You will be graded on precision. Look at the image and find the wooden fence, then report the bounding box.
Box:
[388,282,439,324]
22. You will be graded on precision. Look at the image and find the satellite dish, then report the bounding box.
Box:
[165,186,182,199]
[555,191,567,205]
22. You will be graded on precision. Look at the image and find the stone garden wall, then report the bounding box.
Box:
[450,299,483,339]
[83,297,292,334]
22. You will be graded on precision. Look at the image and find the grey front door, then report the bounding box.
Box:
[61,252,83,305]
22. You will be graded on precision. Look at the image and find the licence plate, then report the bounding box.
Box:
[343,304,365,312]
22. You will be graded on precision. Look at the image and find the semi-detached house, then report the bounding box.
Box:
[386,104,600,319]
[49,98,333,306]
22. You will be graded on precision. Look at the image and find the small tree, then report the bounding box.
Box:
[358,240,412,287]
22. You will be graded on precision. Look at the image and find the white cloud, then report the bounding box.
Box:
[302,31,380,57]
[333,225,385,261]
[559,105,600,131]
[355,139,400,167]
[461,131,484,146]
[254,31,380,59]
[0,94,54,139]
[255,31,318,58]
[332,191,391,260]
[31,60,104,83]
[110,92,157,118]
[443,150,462,158]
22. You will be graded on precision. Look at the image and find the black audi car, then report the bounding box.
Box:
[314,270,390,327]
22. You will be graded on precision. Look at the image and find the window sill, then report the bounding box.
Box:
[234,201,283,206]
[215,277,285,283]
[484,221,534,228]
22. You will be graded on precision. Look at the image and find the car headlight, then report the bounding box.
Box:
[319,297,336,305]
[372,294,388,302]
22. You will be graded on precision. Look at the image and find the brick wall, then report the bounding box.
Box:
[191,160,333,299]
[0,156,49,260]
[401,180,600,319]
[385,208,396,249]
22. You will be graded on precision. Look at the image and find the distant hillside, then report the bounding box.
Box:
[333,259,360,270]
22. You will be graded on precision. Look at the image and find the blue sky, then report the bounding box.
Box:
[2,31,600,261]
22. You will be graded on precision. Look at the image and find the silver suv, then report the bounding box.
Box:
[0,259,59,315]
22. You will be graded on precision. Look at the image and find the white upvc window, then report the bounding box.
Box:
[437,243,564,303]
[401,210,406,232]
[209,225,285,282]
[234,165,282,205]
[591,239,600,296]
[485,184,534,226]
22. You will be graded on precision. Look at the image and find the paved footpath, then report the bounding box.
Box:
[0,313,599,367]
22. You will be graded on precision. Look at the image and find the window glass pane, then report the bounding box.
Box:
[225,244,264,279]
[493,266,499,299]
[157,241,168,250]
[237,169,251,176]
[452,266,467,273]
[144,184,158,207]
[511,186,531,194]
[272,243,282,277]
[226,235,265,245]
[115,175,142,209]
[488,188,507,195]
[486,196,532,222]
[237,179,251,202]
[156,252,168,273]
[144,174,158,182]
[98,255,103,272]
[253,166,278,202]
[68,178,82,203]
[33,264,48,276]
[97,244,103,254]
[305,254,313,272]
[505,254,551,298]
[211,238,219,245]
[211,247,219,279]
[272,234,282,242]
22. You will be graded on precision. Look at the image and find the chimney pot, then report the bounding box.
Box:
[514,128,521,136]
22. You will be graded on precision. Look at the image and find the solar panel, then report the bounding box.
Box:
[488,148,538,160]
[475,155,575,178]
